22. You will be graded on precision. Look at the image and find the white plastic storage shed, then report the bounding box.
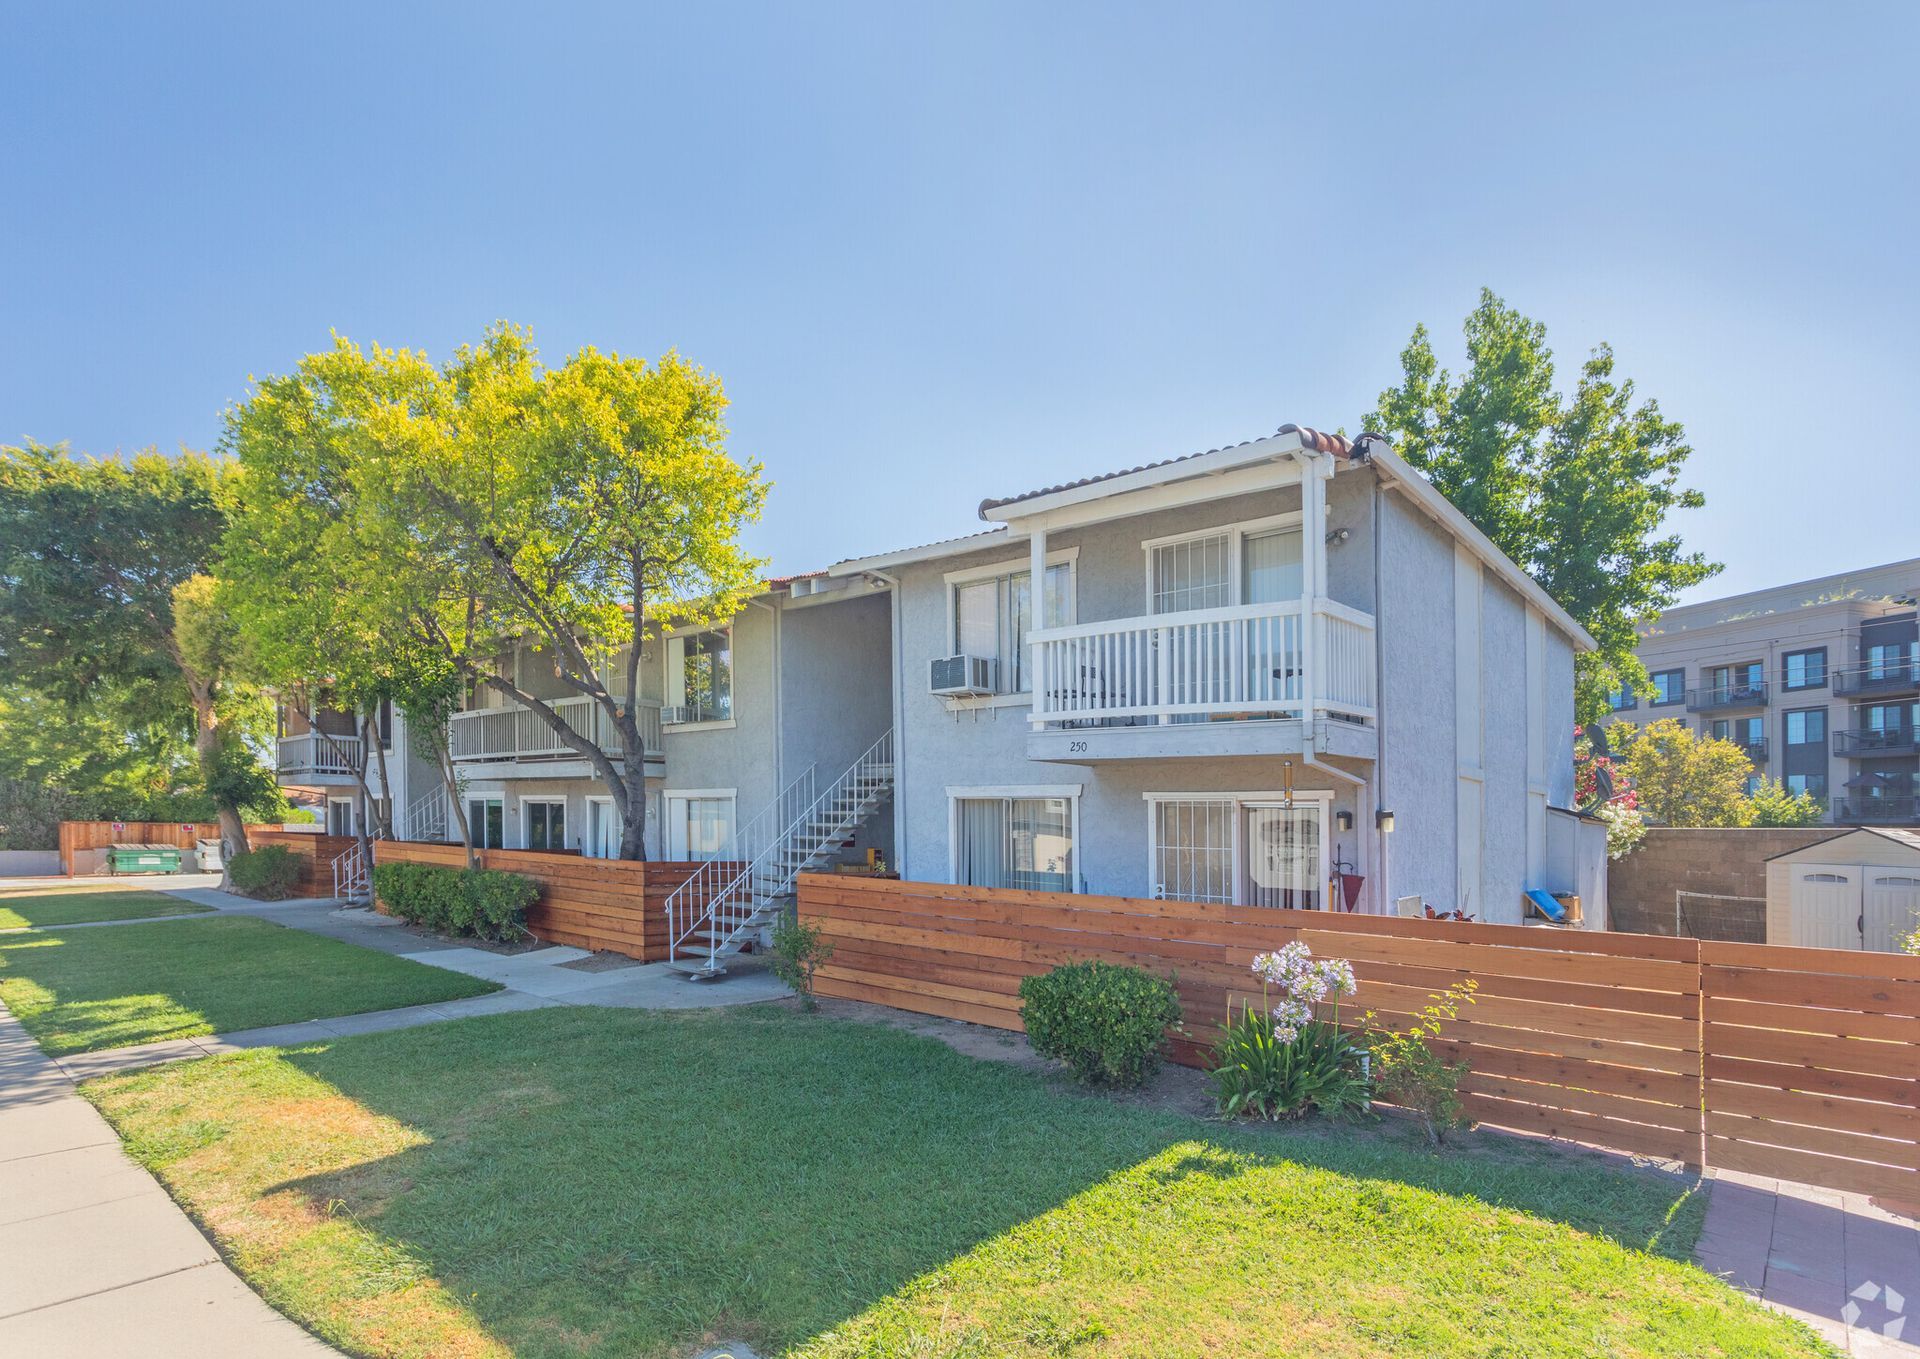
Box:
[1764,827,1920,953]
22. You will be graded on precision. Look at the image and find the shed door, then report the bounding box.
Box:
[1787,864,1863,950]
[1863,871,1920,954]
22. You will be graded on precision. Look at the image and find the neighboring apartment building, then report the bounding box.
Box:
[1610,557,1920,827]
[276,422,1600,934]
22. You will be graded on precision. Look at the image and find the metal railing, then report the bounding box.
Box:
[448,696,662,762]
[1026,600,1376,728]
[276,732,363,775]
[1834,654,1920,696]
[1830,794,1919,824]
[330,841,370,902]
[1685,682,1768,712]
[1834,728,1920,758]
[402,784,449,841]
[662,763,820,960]
[665,729,895,973]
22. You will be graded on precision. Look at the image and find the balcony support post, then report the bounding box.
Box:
[1028,516,1048,708]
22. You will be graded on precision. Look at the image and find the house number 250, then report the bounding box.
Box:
[1068,740,1089,753]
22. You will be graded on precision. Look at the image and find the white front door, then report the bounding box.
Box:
[327,798,354,837]
[1863,870,1920,953]
[586,799,619,859]
[1789,864,1863,950]
[1242,803,1324,910]
[666,793,735,860]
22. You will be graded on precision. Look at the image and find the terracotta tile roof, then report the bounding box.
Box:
[977,423,1365,515]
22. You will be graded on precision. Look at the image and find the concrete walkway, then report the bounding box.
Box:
[1697,1169,1920,1355]
[0,1007,334,1356]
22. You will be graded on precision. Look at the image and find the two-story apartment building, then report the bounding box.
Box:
[829,424,1592,925]
[276,422,1602,945]
[1611,557,1920,826]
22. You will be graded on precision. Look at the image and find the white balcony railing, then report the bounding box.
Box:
[1028,599,1375,728]
[448,695,663,763]
[276,732,363,775]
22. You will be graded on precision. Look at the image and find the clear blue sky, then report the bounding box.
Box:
[3,3,1914,600]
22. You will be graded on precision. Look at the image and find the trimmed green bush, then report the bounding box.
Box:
[226,845,301,901]
[1018,960,1183,1088]
[371,861,536,943]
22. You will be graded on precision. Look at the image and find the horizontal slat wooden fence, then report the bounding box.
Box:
[1701,940,1920,1205]
[372,840,711,961]
[798,875,1920,1206]
[58,820,314,876]
[248,831,356,896]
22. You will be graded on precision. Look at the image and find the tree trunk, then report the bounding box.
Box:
[348,714,378,905]
[618,786,649,862]
[438,746,477,870]
[186,678,248,889]
[370,716,395,839]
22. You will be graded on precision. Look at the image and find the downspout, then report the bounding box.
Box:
[1357,436,1393,914]
[751,596,783,817]
[868,569,906,880]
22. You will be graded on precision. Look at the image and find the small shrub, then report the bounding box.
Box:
[1018,960,1182,1089]
[1208,1010,1370,1122]
[1207,941,1367,1120]
[227,845,301,900]
[1361,980,1478,1144]
[768,917,835,1011]
[372,861,535,943]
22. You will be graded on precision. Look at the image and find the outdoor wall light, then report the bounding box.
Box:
[1336,810,1354,832]
[1375,809,1396,833]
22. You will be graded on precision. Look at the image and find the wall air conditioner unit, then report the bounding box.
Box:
[661,705,697,726]
[930,655,997,697]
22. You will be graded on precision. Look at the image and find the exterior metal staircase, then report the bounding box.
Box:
[403,784,448,843]
[330,840,371,904]
[665,730,894,979]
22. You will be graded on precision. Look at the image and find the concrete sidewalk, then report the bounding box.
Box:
[0,1006,336,1357]
[1697,1169,1919,1355]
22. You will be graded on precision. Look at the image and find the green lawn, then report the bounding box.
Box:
[0,887,213,930]
[84,1006,1831,1359]
[0,916,499,1054]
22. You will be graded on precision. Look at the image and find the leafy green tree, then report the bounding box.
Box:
[222,324,769,860]
[1607,718,1755,827]
[1369,290,1719,721]
[0,444,275,857]
[1745,776,1827,827]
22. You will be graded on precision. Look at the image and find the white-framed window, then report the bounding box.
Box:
[465,796,505,849]
[947,785,1080,893]
[523,797,567,852]
[326,796,356,838]
[944,550,1077,695]
[1142,513,1304,615]
[1145,792,1330,909]
[664,789,736,860]
[664,629,733,726]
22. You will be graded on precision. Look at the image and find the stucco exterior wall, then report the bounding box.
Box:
[1479,573,1530,922]
[1375,488,1458,911]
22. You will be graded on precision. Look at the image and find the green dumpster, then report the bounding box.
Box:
[106,842,182,875]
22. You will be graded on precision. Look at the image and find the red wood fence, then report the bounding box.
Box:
[798,874,1920,1208]
[372,840,710,962]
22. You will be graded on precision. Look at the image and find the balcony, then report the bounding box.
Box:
[1025,599,1377,761]
[1835,728,1920,758]
[1833,656,1920,698]
[1831,795,1919,825]
[449,695,663,771]
[1686,681,1768,713]
[275,732,363,779]
[1731,736,1769,763]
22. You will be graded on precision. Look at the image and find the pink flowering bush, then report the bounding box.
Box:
[1207,941,1369,1121]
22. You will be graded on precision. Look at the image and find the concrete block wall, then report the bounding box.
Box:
[1608,827,1841,938]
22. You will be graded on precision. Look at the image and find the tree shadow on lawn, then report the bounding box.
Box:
[157,1004,1738,1359]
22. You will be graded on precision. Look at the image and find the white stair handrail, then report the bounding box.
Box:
[330,841,369,904]
[403,785,448,842]
[662,763,819,957]
[669,729,894,972]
